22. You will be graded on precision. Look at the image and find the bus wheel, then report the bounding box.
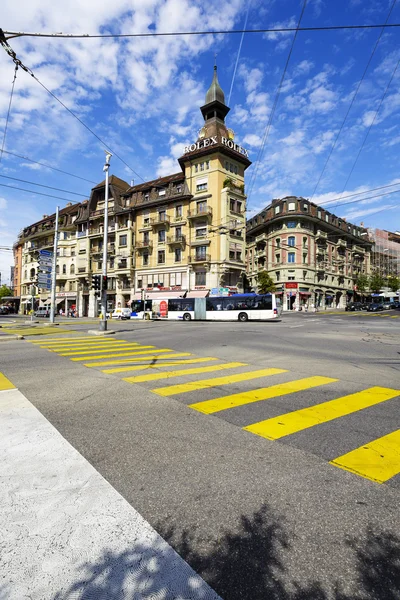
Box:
[238,312,248,322]
[183,313,192,321]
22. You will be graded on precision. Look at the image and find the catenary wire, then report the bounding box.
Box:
[0,182,82,203]
[0,149,97,184]
[228,0,251,106]
[0,174,87,197]
[4,23,400,40]
[310,0,398,200]
[246,0,308,204]
[0,64,18,163]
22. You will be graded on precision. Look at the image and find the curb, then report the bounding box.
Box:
[0,335,24,341]
[87,329,116,336]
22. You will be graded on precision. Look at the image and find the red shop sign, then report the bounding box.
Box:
[285,282,298,289]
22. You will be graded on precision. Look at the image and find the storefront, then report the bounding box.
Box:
[285,282,298,311]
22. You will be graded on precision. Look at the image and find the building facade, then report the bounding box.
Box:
[368,228,400,278]
[246,197,372,311]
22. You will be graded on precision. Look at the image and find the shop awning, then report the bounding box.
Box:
[56,299,64,305]
[299,292,312,296]
[187,290,209,298]
[43,299,51,305]
[132,292,185,300]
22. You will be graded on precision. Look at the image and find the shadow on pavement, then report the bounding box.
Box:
[53,504,400,600]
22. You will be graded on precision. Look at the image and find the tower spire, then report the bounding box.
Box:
[201,65,230,123]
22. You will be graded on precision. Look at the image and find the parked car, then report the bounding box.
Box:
[0,306,10,315]
[382,302,392,310]
[345,302,363,311]
[34,307,50,318]
[366,303,384,312]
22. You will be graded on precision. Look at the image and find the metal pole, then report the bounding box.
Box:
[100,152,112,331]
[49,206,59,323]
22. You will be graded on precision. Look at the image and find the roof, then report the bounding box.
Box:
[123,172,184,195]
[205,66,226,106]
[92,174,130,191]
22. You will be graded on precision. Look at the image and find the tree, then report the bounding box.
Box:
[354,274,369,297]
[369,273,385,293]
[257,271,275,294]
[0,285,13,301]
[387,276,400,293]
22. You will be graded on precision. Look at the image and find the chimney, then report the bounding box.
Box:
[130,179,134,187]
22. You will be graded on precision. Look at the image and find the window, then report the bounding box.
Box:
[325,214,329,222]
[197,201,207,213]
[143,232,149,244]
[143,253,149,266]
[196,227,207,238]
[303,236,308,248]
[119,234,127,246]
[276,238,281,248]
[275,254,281,263]
[288,276,295,281]
[195,164,198,173]
[195,246,207,260]
[143,214,150,225]
[288,252,295,263]
[158,229,166,243]
[303,203,308,211]
[144,193,150,202]
[303,271,307,280]
[276,271,280,281]
[229,242,242,262]
[159,210,166,222]
[176,185,182,193]
[195,271,206,286]
[286,221,297,228]
[275,205,280,214]
[303,253,308,264]
[196,182,207,192]
[230,199,242,214]
[205,160,210,169]
[317,210,322,219]
[158,250,165,264]
[70,264,75,274]
[137,279,142,289]
[175,248,182,262]
[62,264,66,274]
[288,236,296,247]
[288,202,296,211]
[175,205,183,218]
[200,162,204,171]
[158,189,166,196]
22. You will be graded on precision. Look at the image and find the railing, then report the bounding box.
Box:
[77,231,87,238]
[167,235,186,245]
[117,260,130,269]
[353,245,366,254]
[337,239,346,247]
[187,206,212,218]
[120,282,131,289]
[188,254,211,263]
[316,230,328,239]
[136,240,153,249]
[90,247,103,254]
[151,215,170,226]
[173,214,185,222]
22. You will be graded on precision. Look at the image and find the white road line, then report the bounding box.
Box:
[290,325,304,328]
[0,389,220,600]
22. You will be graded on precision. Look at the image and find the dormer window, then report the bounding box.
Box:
[158,189,166,196]
[144,193,149,202]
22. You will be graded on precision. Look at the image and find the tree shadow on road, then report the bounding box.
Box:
[53,504,400,600]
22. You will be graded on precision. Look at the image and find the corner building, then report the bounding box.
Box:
[124,66,251,300]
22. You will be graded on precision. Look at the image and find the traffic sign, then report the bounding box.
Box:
[38,266,52,273]
[39,258,53,266]
[39,249,53,257]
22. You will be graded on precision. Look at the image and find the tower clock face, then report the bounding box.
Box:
[199,127,206,139]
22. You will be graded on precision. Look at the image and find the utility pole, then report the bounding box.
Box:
[100,152,112,332]
[49,206,59,323]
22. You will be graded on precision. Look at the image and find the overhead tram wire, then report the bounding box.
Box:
[317,180,400,205]
[310,0,398,201]
[0,149,97,184]
[246,0,308,204]
[0,63,18,163]
[228,0,251,106]
[0,31,145,182]
[4,23,400,40]
[331,55,400,210]
[0,174,87,197]
[0,182,83,203]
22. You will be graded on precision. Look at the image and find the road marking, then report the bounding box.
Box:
[129,362,250,385]
[153,367,287,397]
[0,373,16,391]
[38,339,128,347]
[102,357,219,373]
[189,376,336,415]
[42,342,132,351]
[289,325,304,329]
[71,348,174,362]
[84,353,192,367]
[331,429,400,484]
[244,386,400,440]
[59,345,155,356]
[29,336,88,343]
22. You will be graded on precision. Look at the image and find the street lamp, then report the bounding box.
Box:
[100,151,112,332]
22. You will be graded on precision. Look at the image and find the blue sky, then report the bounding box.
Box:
[1,0,400,284]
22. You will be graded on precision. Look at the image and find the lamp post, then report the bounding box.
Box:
[100,151,112,332]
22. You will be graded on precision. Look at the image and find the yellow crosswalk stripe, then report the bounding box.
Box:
[244,386,400,440]
[331,429,400,484]
[103,357,219,374]
[71,348,174,362]
[153,367,287,396]
[85,353,192,367]
[128,362,251,385]
[189,376,336,415]
[0,373,16,391]
[29,336,88,343]
[60,345,154,356]
[43,342,132,351]
[39,339,128,347]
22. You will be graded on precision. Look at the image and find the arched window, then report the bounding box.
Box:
[288,236,296,247]
[30,268,35,279]
[303,236,308,248]
[56,265,60,274]
[70,264,75,275]
[24,270,27,280]
[62,264,66,274]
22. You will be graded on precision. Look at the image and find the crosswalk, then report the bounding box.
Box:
[28,335,400,486]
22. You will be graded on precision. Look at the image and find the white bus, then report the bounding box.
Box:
[159,293,282,322]
[128,299,153,319]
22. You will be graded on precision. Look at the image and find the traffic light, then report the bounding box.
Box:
[92,275,101,291]
[102,275,108,290]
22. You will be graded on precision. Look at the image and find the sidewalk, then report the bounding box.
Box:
[0,375,220,600]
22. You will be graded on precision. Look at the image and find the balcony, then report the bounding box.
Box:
[90,246,103,255]
[167,234,186,246]
[187,206,213,220]
[136,240,153,251]
[173,214,186,224]
[119,280,132,290]
[353,245,366,254]
[138,221,152,232]
[107,243,115,254]
[337,239,346,248]
[188,254,211,263]
[316,230,328,240]
[116,259,131,270]
[151,215,170,228]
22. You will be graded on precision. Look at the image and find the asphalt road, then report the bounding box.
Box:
[1,310,399,599]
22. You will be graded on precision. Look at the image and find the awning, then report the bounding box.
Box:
[275,291,283,295]
[56,299,65,305]
[132,292,185,300]
[43,299,51,305]
[299,292,312,296]
[187,290,209,298]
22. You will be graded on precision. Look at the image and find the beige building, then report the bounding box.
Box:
[247,197,372,311]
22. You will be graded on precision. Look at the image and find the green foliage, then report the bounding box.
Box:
[369,273,385,293]
[0,285,13,300]
[387,276,400,293]
[354,274,369,294]
[257,271,275,294]
[223,177,233,189]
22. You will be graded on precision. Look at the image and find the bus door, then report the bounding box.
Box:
[194,297,206,320]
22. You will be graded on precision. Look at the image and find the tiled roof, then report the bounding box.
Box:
[123,172,184,195]
[92,175,130,191]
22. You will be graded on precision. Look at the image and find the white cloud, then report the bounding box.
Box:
[242,134,263,147]
[156,156,178,176]
[293,60,314,77]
